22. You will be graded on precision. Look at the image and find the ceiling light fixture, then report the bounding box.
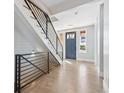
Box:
[74,11,78,15]
[68,24,73,26]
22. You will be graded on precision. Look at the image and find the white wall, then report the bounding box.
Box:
[14,5,48,54]
[76,25,95,62]
[58,25,95,62]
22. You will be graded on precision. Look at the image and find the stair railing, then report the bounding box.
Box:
[24,0,63,60]
[15,52,60,93]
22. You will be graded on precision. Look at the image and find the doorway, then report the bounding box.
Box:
[65,32,76,59]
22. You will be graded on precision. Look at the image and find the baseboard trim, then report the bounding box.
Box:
[103,79,109,93]
[76,58,94,63]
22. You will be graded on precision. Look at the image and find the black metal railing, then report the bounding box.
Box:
[24,0,63,60]
[15,52,60,93]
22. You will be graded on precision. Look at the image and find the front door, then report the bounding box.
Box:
[66,32,76,59]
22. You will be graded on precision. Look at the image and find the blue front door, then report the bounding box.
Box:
[66,32,76,59]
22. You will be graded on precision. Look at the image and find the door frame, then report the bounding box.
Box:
[99,3,104,77]
[65,31,76,59]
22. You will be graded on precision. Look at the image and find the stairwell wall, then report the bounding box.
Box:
[14,5,48,54]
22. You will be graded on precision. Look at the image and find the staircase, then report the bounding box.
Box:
[15,52,60,93]
[15,0,63,93]
[15,0,63,63]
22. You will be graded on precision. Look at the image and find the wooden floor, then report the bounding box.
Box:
[22,60,103,93]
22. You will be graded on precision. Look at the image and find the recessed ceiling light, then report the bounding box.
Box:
[74,11,78,15]
[68,24,73,26]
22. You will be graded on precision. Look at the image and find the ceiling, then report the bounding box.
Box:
[36,0,102,31]
[39,0,100,14]
[51,1,101,31]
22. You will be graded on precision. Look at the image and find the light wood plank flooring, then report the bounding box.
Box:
[22,60,103,93]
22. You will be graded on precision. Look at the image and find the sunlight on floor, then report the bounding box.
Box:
[64,60,72,64]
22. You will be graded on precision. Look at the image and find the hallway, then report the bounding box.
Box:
[21,60,103,93]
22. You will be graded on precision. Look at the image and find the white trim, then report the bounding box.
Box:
[103,79,109,93]
[76,58,94,63]
[99,72,104,78]
[95,64,100,76]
